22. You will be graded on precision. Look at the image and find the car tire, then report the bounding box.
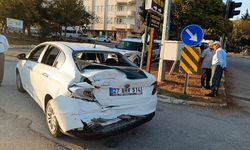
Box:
[16,70,25,92]
[46,100,63,137]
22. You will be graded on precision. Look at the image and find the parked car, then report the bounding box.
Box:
[114,38,161,66]
[16,42,157,138]
[78,34,92,42]
[93,35,111,43]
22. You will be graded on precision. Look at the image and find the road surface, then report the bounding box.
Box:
[227,56,250,101]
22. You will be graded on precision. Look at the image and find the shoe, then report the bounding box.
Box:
[205,93,216,97]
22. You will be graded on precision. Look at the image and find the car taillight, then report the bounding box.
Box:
[151,81,157,95]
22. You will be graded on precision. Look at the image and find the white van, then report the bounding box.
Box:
[114,38,161,66]
[61,27,79,39]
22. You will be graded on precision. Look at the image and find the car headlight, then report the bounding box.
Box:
[68,83,96,102]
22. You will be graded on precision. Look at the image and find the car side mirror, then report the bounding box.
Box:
[17,53,27,60]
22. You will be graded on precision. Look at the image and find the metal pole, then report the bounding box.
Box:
[184,73,189,94]
[146,27,155,72]
[169,60,178,75]
[157,0,171,82]
[221,0,230,49]
[140,13,149,69]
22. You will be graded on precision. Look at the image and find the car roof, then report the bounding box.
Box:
[43,41,118,52]
[121,38,161,44]
[122,38,142,43]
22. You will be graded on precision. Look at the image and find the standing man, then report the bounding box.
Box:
[206,41,227,97]
[200,42,214,89]
[0,33,10,86]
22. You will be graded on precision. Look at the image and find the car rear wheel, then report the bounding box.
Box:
[16,71,25,92]
[46,100,62,137]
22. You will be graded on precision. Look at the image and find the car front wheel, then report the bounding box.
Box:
[16,70,25,92]
[46,100,62,137]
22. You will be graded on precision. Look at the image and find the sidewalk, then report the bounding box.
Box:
[227,53,250,59]
[5,47,31,61]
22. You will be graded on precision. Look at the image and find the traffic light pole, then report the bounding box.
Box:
[220,0,230,49]
[221,0,242,48]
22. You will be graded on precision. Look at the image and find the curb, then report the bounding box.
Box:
[157,95,227,107]
[10,45,35,49]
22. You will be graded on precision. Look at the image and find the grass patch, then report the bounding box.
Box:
[150,62,226,104]
[8,36,40,46]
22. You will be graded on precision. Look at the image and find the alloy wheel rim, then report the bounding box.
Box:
[47,105,57,133]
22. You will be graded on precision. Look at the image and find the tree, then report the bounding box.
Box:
[49,0,93,37]
[241,9,250,20]
[170,0,232,40]
[228,19,250,48]
[0,0,39,34]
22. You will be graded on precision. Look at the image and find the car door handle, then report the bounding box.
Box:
[42,73,49,77]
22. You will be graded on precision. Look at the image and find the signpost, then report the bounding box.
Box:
[181,24,204,47]
[142,0,164,72]
[145,0,164,16]
[6,18,23,32]
[180,24,204,94]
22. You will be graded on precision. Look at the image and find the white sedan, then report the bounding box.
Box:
[16,42,157,137]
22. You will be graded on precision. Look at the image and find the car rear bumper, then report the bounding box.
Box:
[68,112,155,138]
[51,95,157,133]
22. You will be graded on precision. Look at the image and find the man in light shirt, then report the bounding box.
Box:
[206,41,227,97]
[200,42,214,89]
[0,33,10,86]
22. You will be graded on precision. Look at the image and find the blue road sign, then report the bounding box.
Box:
[181,24,204,47]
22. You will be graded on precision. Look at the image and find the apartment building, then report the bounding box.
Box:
[83,0,142,40]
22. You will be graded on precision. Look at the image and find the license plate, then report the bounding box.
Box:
[109,87,142,96]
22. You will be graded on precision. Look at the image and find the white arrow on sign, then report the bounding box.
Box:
[186,29,198,42]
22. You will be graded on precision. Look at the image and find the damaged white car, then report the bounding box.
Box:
[16,42,157,137]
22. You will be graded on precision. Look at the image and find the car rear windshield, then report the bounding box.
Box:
[74,51,136,71]
[116,41,142,51]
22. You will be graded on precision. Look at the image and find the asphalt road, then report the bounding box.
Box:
[227,56,250,101]
[1,54,250,149]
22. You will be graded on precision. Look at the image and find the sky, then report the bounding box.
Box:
[223,0,250,20]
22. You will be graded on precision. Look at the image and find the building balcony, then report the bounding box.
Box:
[114,24,135,30]
[116,0,135,4]
[116,10,135,16]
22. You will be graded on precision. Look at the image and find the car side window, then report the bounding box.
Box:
[54,51,66,69]
[28,45,46,62]
[41,46,60,66]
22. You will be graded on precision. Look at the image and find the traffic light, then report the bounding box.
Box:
[228,1,242,18]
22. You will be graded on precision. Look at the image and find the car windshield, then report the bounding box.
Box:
[74,51,136,71]
[116,41,142,51]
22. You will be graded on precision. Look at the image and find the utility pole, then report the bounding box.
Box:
[221,0,242,48]
[157,0,171,82]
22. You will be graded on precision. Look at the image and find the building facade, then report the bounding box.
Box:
[83,0,142,40]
